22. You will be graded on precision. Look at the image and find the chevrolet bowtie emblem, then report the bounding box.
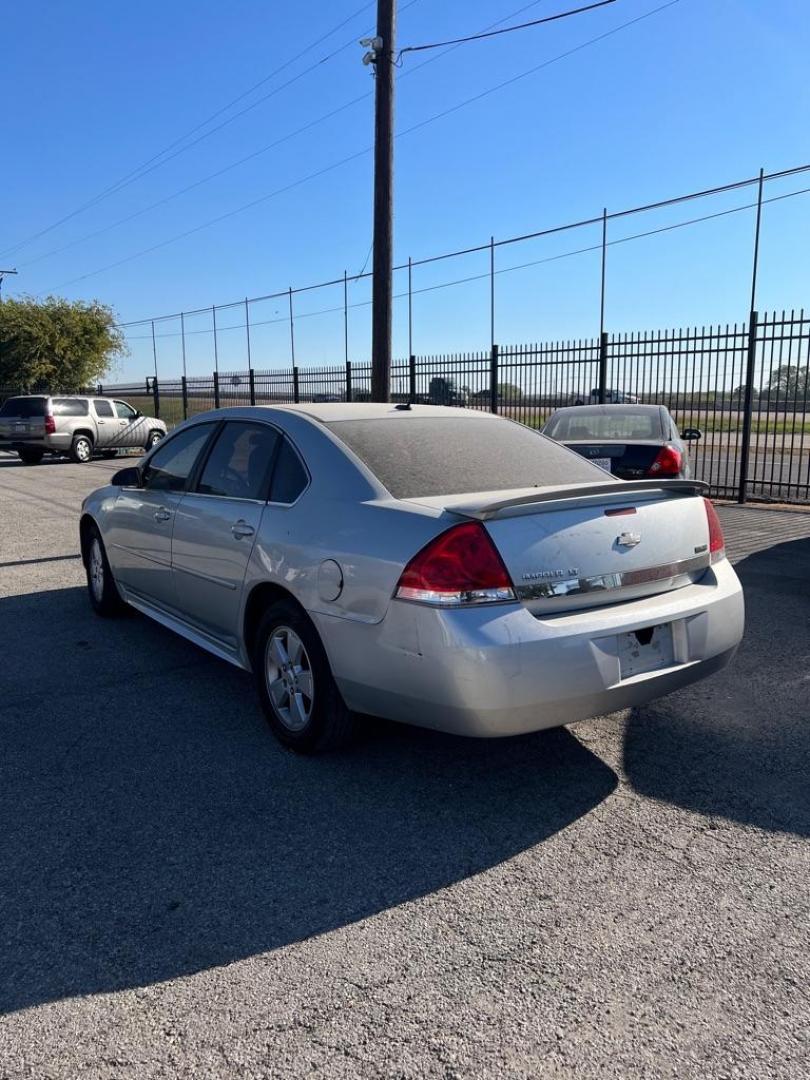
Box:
[617,532,642,548]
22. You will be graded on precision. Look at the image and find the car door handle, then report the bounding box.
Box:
[97,419,106,424]
[231,520,255,539]
[154,508,172,522]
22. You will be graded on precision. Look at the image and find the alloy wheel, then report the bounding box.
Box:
[89,538,105,602]
[264,626,315,732]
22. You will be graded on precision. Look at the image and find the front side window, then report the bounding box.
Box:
[142,424,215,492]
[197,421,279,500]
[93,399,114,418]
[114,401,137,420]
[52,399,89,417]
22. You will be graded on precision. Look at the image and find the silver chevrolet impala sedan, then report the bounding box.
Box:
[79,404,744,753]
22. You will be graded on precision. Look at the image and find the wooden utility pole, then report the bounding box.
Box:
[370,0,396,402]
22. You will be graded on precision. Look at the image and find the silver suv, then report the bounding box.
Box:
[0,394,166,464]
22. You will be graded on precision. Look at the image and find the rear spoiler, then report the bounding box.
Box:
[451,479,709,521]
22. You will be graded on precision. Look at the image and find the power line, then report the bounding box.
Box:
[20,2,551,271]
[118,171,810,335]
[0,2,401,262]
[398,0,616,58]
[123,181,810,345]
[42,0,682,295]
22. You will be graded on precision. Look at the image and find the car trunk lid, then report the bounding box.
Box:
[563,440,667,480]
[436,480,711,613]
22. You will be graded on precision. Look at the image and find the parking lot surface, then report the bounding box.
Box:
[1,454,808,1079]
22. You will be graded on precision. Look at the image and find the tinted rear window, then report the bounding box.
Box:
[52,398,89,417]
[545,409,663,441]
[325,416,603,499]
[0,397,47,418]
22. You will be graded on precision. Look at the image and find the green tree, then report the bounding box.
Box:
[731,383,758,401]
[471,382,523,404]
[0,296,126,390]
[767,364,809,398]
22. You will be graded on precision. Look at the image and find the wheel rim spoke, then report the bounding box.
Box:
[289,692,308,729]
[287,634,304,667]
[270,636,290,669]
[267,677,288,708]
[296,670,313,700]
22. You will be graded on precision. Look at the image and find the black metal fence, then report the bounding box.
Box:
[3,306,809,504]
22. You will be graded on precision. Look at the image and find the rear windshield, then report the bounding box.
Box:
[325,416,603,499]
[544,409,663,441]
[0,397,47,418]
[52,398,89,416]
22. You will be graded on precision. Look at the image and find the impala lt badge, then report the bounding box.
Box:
[617,532,642,548]
[522,568,579,581]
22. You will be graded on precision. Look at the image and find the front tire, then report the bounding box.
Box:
[253,601,356,753]
[145,430,163,450]
[18,448,44,465]
[85,526,124,616]
[70,434,93,463]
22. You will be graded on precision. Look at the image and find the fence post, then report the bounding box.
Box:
[293,366,300,404]
[409,354,416,403]
[598,332,608,404]
[213,370,220,409]
[346,360,353,403]
[181,375,188,421]
[490,343,499,413]
[737,310,759,504]
[152,377,160,420]
[249,368,256,406]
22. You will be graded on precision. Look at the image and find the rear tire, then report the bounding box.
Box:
[18,448,44,465]
[70,434,93,463]
[85,526,124,616]
[253,601,356,754]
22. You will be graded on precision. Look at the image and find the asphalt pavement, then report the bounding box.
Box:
[0,453,808,1079]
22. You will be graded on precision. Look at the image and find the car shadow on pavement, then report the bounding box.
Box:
[623,537,810,837]
[0,585,617,1015]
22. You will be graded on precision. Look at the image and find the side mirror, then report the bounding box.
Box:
[682,428,702,441]
[112,466,141,487]
[133,410,142,419]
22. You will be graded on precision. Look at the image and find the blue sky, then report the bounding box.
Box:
[2,0,809,379]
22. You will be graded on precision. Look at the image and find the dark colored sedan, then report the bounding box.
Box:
[541,404,700,479]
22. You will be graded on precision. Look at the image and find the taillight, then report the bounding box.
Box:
[396,521,516,606]
[44,415,56,434]
[703,498,725,563]
[647,444,682,477]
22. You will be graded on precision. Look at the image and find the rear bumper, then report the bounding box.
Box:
[317,558,744,737]
[0,434,71,452]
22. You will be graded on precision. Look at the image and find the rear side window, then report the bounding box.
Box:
[52,399,89,417]
[93,399,114,418]
[142,424,215,492]
[197,421,279,500]
[269,438,308,503]
[0,397,47,418]
[325,416,602,499]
